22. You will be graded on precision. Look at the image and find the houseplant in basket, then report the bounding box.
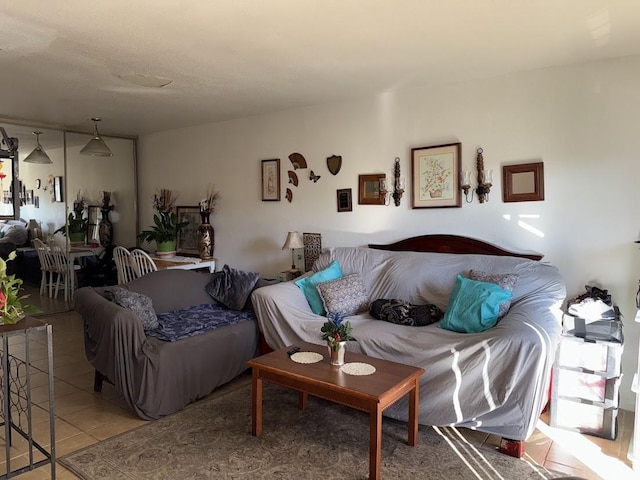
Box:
[321,312,356,366]
[137,189,188,257]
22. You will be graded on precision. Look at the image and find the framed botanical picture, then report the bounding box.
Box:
[358,174,386,205]
[336,188,352,212]
[261,159,280,201]
[54,176,63,202]
[411,142,461,208]
[176,206,200,256]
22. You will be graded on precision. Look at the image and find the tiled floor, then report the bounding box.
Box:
[1,286,637,479]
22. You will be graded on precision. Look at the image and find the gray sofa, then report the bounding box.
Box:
[74,269,259,419]
[251,243,566,447]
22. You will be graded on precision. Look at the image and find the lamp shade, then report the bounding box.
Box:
[282,231,304,250]
[24,131,52,164]
[80,118,113,157]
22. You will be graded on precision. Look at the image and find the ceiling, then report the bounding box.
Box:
[1,1,639,137]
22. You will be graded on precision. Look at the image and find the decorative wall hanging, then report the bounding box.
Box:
[502,162,544,202]
[379,157,405,206]
[309,170,321,183]
[285,188,293,203]
[303,232,322,272]
[337,188,352,212]
[54,176,63,202]
[288,152,307,169]
[288,170,298,186]
[358,174,386,205]
[411,143,461,208]
[460,147,493,203]
[327,155,342,175]
[261,159,280,201]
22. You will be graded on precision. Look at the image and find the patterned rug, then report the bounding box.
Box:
[60,383,564,479]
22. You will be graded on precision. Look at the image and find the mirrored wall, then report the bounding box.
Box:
[0,120,137,312]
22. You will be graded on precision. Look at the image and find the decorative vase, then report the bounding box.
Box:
[197,211,215,260]
[99,208,113,247]
[156,240,177,258]
[327,341,347,366]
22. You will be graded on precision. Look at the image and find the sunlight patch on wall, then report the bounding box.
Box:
[503,213,545,238]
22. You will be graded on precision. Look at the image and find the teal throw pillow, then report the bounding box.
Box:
[295,260,343,315]
[440,274,512,333]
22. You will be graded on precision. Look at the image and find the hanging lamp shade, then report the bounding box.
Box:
[24,131,53,164]
[80,118,113,157]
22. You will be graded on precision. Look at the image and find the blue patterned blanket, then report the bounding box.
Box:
[147,304,255,342]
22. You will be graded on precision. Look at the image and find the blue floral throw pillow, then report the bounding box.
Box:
[440,274,512,333]
[295,260,342,315]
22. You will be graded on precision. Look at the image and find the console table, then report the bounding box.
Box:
[0,317,55,479]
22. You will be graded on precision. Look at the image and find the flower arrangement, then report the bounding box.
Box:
[100,191,114,211]
[199,185,220,213]
[421,157,452,197]
[138,189,188,246]
[0,252,39,324]
[321,312,356,350]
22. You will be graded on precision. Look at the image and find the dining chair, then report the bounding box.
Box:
[50,244,82,302]
[130,249,158,278]
[113,246,136,284]
[33,238,57,298]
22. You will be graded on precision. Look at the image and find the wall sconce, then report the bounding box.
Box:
[379,157,406,206]
[460,147,492,203]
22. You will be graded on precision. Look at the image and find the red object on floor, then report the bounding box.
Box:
[258,334,274,355]
[499,438,524,458]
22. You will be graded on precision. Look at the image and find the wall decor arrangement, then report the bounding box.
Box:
[337,188,352,212]
[261,159,280,201]
[502,162,544,202]
[288,170,298,186]
[411,142,461,208]
[285,188,292,203]
[288,152,307,169]
[176,206,200,256]
[358,174,386,205]
[327,155,342,175]
[309,170,321,183]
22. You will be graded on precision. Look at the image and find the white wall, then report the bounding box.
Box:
[139,56,640,410]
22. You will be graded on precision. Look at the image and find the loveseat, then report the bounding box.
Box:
[251,236,566,450]
[74,268,260,420]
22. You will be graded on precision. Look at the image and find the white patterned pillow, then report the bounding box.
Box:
[317,273,369,317]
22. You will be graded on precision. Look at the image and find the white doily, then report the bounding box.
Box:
[290,351,323,364]
[340,362,376,376]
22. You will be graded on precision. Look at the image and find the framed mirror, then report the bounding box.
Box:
[502,162,544,202]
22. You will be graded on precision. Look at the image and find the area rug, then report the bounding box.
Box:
[60,383,564,479]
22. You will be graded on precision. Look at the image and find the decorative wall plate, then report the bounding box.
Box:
[327,155,342,175]
[288,152,307,169]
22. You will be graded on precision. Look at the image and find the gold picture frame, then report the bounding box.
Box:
[411,143,461,208]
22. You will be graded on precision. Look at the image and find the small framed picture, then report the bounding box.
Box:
[34,196,39,208]
[336,188,352,212]
[26,190,34,205]
[358,174,386,205]
[54,176,63,202]
[176,206,200,256]
[261,159,280,201]
[411,143,461,208]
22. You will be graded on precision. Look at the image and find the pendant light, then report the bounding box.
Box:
[24,131,53,164]
[80,118,113,157]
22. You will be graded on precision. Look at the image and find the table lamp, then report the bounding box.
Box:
[282,231,304,275]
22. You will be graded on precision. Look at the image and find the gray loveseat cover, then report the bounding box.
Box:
[74,269,259,419]
[251,247,566,441]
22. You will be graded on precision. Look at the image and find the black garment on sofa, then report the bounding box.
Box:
[370,298,443,327]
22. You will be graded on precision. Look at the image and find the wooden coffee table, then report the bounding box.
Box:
[247,341,425,480]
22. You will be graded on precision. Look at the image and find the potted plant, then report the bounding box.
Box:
[55,194,88,245]
[321,312,356,366]
[137,189,188,257]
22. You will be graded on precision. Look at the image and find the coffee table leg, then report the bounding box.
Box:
[252,368,263,437]
[369,405,382,480]
[408,380,419,446]
[298,391,308,410]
